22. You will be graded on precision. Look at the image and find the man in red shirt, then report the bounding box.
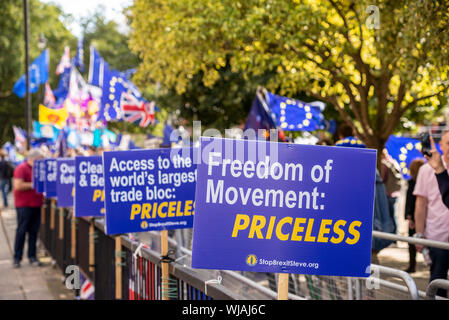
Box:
[12,149,44,268]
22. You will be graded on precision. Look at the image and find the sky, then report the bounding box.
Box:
[41,0,133,37]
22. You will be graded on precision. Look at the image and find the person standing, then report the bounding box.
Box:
[12,149,44,268]
[404,158,425,273]
[0,150,13,208]
[413,131,449,297]
[380,153,403,234]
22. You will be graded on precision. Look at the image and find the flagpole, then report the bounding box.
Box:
[23,0,32,151]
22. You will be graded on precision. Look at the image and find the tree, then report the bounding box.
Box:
[0,0,75,143]
[79,7,165,136]
[80,6,140,74]
[129,0,449,155]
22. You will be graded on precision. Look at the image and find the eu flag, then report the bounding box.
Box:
[385,135,426,179]
[244,93,277,132]
[265,91,324,131]
[13,49,49,98]
[53,66,71,105]
[99,68,142,121]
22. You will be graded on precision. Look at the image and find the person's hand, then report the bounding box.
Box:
[406,215,415,229]
[424,136,445,174]
[413,233,425,252]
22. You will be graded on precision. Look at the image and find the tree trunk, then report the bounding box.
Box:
[365,136,387,172]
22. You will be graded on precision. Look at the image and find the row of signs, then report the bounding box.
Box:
[33,137,377,277]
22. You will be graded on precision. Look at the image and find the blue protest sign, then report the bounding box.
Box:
[36,159,46,194]
[56,158,75,207]
[102,147,197,235]
[191,137,377,277]
[74,156,104,217]
[32,159,39,190]
[44,159,57,198]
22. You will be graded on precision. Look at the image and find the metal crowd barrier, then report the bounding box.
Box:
[38,198,449,300]
[38,198,243,300]
[426,279,449,300]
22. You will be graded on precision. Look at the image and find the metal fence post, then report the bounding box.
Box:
[347,278,354,300]
[426,279,449,300]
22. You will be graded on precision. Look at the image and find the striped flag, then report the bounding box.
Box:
[120,91,156,128]
[56,46,71,75]
[80,278,94,300]
[44,82,56,108]
[13,126,27,143]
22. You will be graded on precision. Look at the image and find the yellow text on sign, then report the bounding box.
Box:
[231,214,362,245]
[129,201,195,220]
[92,189,104,202]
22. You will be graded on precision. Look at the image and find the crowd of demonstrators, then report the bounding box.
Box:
[4,122,448,295]
[404,158,425,273]
[413,131,449,297]
[331,123,449,296]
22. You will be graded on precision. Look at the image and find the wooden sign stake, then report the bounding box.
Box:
[115,236,122,300]
[71,212,76,259]
[58,208,64,240]
[41,205,45,225]
[50,199,56,230]
[89,219,95,273]
[277,273,289,300]
[161,229,170,300]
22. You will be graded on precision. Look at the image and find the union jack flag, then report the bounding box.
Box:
[120,92,155,128]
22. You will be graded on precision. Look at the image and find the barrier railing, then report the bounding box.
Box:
[426,279,449,300]
[38,199,449,300]
[39,198,243,300]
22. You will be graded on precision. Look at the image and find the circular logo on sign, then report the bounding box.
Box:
[246,254,257,267]
[141,221,148,229]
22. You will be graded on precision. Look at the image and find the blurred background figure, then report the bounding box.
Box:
[381,151,403,234]
[0,149,14,208]
[12,148,44,268]
[404,158,425,273]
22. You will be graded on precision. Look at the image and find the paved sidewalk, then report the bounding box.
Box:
[0,197,73,300]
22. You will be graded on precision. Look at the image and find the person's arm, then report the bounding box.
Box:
[435,170,449,209]
[424,135,445,173]
[13,178,32,191]
[404,182,416,229]
[424,135,449,209]
[414,195,427,252]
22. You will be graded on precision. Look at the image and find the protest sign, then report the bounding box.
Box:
[74,156,104,217]
[191,137,377,277]
[44,158,57,198]
[56,158,75,207]
[32,159,40,190]
[102,147,197,235]
[36,159,46,194]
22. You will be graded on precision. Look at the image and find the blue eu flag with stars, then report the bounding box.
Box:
[13,49,49,98]
[265,91,324,131]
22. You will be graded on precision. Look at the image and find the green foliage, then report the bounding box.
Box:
[129,0,449,150]
[80,6,139,75]
[0,0,75,143]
